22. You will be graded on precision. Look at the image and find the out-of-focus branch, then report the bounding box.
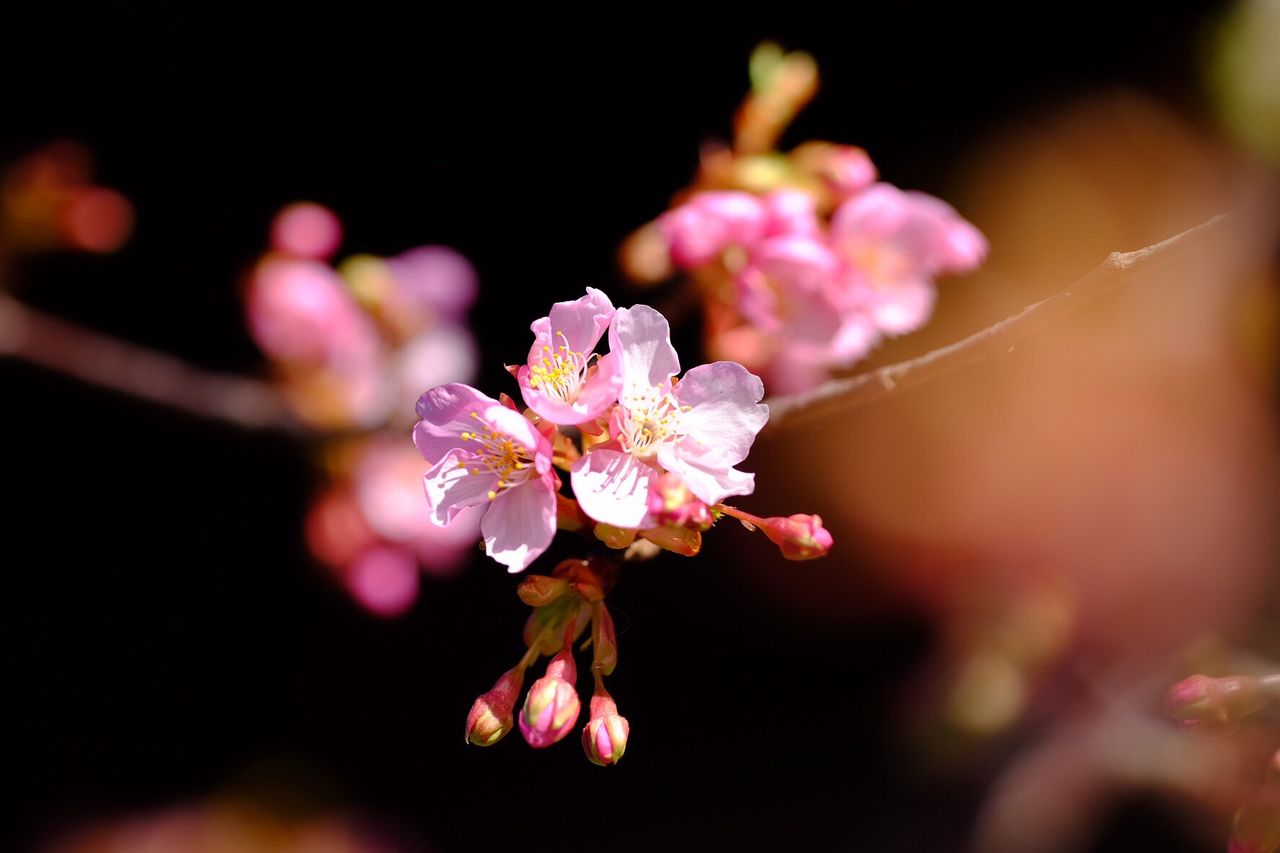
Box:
[0,294,306,433]
[764,213,1233,433]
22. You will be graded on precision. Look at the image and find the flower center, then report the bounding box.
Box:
[617,386,685,457]
[459,412,536,500]
[527,331,595,404]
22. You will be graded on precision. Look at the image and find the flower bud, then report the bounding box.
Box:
[582,690,630,766]
[517,574,570,607]
[1166,674,1269,738]
[647,473,713,530]
[758,513,833,560]
[465,667,524,747]
[519,650,581,748]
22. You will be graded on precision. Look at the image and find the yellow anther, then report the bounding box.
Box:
[486,490,497,500]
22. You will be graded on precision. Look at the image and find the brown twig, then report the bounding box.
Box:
[763,212,1233,433]
[0,294,307,433]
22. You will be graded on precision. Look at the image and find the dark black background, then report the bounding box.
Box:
[2,3,1229,851]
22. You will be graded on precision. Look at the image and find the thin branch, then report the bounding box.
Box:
[763,212,1234,433]
[0,294,307,433]
[0,212,1234,438]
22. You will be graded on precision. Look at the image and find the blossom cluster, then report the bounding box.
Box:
[415,289,832,762]
[660,178,986,393]
[244,202,482,615]
[413,287,827,572]
[619,43,987,393]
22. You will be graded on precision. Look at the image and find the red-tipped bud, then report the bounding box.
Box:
[582,689,630,766]
[1166,674,1269,738]
[519,650,581,748]
[465,667,524,747]
[517,574,570,607]
[758,514,833,560]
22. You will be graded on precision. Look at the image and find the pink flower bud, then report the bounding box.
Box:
[582,690,630,767]
[1166,674,1269,738]
[646,473,713,529]
[519,650,581,748]
[465,667,525,747]
[758,513,834,560]
[659,191,766,268]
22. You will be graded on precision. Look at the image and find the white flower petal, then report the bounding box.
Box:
[570,449,655,529]
[481,477,557,572]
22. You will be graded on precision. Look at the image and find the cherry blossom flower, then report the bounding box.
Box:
[830,182,987,336]
[414,384,557,572]
[659,191,767,268]
[516,287,621,425]
[570,305,768,528]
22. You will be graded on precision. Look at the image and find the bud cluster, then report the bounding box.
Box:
[465,558,629,765]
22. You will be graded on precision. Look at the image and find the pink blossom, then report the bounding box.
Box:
[659,191,767,268]
[517,288,621,425]
[384,245,479,323]
[414,384,557,572]
[353,438,480,575]
[570,305,768,528]
[831,183,987,336]
[246,257,379,366]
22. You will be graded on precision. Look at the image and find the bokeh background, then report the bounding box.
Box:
[4,2,1278,851]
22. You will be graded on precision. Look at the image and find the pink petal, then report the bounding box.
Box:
[762,189,820,237]
[530,287,615,362]
[657,452,757,507]
[423,448,500,525]
[384,245,479,321]
[413,383,498,463]
[871,277,936,335]
[609,305,680,402]
[670,362,768,468]
[481,478,557,572]
[570,449,656,529]
[659,191,767,267]
[830,183,915,245]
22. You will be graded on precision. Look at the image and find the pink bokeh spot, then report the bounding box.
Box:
[345,545,421,617]
[270,202,344,260]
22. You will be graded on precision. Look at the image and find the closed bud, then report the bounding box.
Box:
[758,514,833,560]
[646,473,713,530]
[519,650,581,748]
[1166,674,1269,738]
[465,667,524,747]
[582,689,630,766]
